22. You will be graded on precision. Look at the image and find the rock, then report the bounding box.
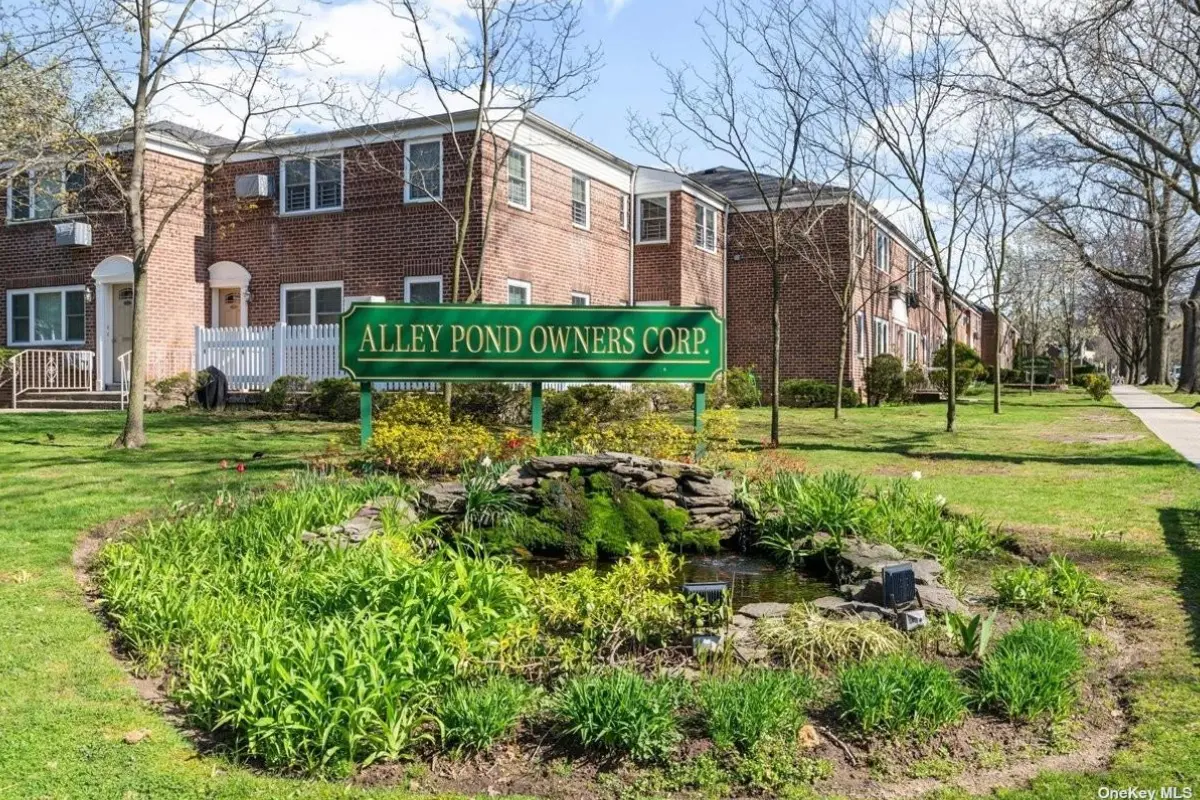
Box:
[529,454,619,473]
[300,531,319,543]
[686,504,730,516]
[639,476,679,497]
[812,595,850,612]
[729,613,757,628]
[737,602,792,620]
[370,496,420,526]
[418,481,465,515]
[911,559,944,586]
[496,464,525,487]
[836,539,907,579]
[613,464,659,483]
[678,494,728,509]
[735,644,771,663]
[916,584,968,615]
[341,517,381,537]
[656,462,684,478]
[683,476,735,498]
[123,729,151,745]
[836,600,897,622]
[797,724,821,750]
[850,577,885,605]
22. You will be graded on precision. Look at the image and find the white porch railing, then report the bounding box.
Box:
[119,351,130,409]
[8,349,96,408]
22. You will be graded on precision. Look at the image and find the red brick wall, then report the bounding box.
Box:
[633,191,724,314]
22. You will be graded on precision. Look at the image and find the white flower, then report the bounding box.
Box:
[480,456,492,469]
[934,494,947,506]
[911,470,922,481]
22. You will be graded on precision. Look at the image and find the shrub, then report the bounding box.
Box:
[451,382,529,426]
[555,669,681,761]
[597,415,695,461]
[438,675,536,755]
[633,382,693,413]
[307,377,360,421]
[903,363,929,398]
[993,555,1109,623]
[756,603,908,670]
[259,374,310,413]
[933,341,987,382]
[778,379,860,409]
[152,371,200,408]
[864,354,905,405]
[370,393,497,475]
[1082,373,1111,401]
[698,408,741,455]
[976,619,1084,721]
[544,385,647,432]
[838,654,968,736]
[697,670,816,753]
[717,366,761,408]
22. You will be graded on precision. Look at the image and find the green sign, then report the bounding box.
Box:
[340,303,725,383]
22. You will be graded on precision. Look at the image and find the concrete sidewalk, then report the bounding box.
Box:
[1111,385,1200,468]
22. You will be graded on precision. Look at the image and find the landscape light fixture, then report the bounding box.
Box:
[682,582,729,604]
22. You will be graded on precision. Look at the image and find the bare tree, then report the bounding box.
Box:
[1005,233,1056,393]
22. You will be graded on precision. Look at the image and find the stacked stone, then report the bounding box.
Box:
[300,496,417,547]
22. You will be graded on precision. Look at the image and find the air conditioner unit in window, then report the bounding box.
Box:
[235,174,275,199]
[54,221,92,247]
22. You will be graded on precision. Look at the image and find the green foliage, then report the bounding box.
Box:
[450,382,529,426]
[150,371,201,408]
[259,375,309,413]
[730,737,834,794]
[716,366,762,408]
[837,655,968,736]
[555,669,681,761]
[865,354,906,405]
[976,619,1085,721]
[95,476,537,775]
[944,610,998,659]
[778,379,861,409]
[993,555,1110,623]
[307,377,360,421]
[370,393,497,475]
[904,363,929,398]
[544,385,647,433]
[697,670,815,753]
[460,459,525,533]
[437,675,536,755]
[1082,373,1112,401]
[756,603,908,670]
[934,341,987,381]
[632,382,693,412]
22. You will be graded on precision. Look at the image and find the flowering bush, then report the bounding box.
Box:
[1081,373,1111,401]
[370,393,498,475]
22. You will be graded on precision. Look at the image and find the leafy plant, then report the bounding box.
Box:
[1081,373,1111,401]
[370,393,497,475]
[865,354,905,405]
[778,378,860,409]
[714,366,761,408]
[756,603,908,670]
[438,675,536,755]
[555,669,681,762]
[259,374,310,413]
[944,610,998,658]
[306,377,361,421]
[697,670,815,753]
[460,459,524,533]
[993,556,1109,623]
[976,619,1084,721]
[837,654,968,736]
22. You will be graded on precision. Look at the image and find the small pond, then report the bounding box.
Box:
[521,551,831,608]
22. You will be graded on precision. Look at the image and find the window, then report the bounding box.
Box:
[405,138,443,202]
[905,330,919,365]
[7,287,85,344]
[694,202,717,252]
[619,194,629,231]
[637,195,668,243]
[507,149,530,209]
[7,167,85,221]
[281,282,342,326]
[873,317,889,357]
[570,292,590,306]
[404,276,442,303]
[907,262,918,292]
[507,279,531,305]
[875,230,890,272]
[281,155,342,214]
[855,312,866,358]
[922,334,930,365]
[570,173,589,228]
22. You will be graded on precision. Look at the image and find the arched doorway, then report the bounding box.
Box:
[91,255,134,389]
[208,261,250,328]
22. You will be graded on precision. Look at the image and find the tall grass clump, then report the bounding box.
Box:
[554,669,682,762]
[96,475,537,775]
[993,555,1109,623]
[756,603,907,670]
[438,675,537,755]
[976,619,1085,721]
[697,670,816,753]
[838,655,968,736]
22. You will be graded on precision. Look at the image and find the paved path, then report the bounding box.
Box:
[1112,385,1200,468]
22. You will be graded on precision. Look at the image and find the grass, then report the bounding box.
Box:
[1141,383,1200,412]
[993,555,1110,623]
[975,619,1085,722]
[554,669,682,762]
[837,654,968,736]
[755,602,908,670]
[1,390,1199,796]
[438,675,536,755]
[696,669,815,753]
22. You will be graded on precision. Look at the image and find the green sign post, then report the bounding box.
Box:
[340,303,725,447]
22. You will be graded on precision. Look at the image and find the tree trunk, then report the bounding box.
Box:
[943,295,956,433]
[835,314,849,420]
[1146,292,1168,384]
[992,290,1002,414]
[1182,296,1200,393]
[770,260,781,447]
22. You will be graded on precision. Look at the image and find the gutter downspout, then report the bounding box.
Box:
[628,167,639,306]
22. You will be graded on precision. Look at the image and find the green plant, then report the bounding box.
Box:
[632,382,693,413]
[993,556,1109,623]
[259,375,310,413]
[933,341,987,383]
[555,669,681,761]
[152,371,201,408]
[460,459,525,533]
[865,354,906,405]
[976,619,1084,721]
[697,670,815,753]
[837,654,968,736]
[451,382,529,426]
[904,363,929,399]
[544,385,647,433]
[437,675,536,755]
[370,393,497,475]
[1082,373,1112,401]
[756,603,908,670]
[307,377,360,421]
[944,610,998,658]
[778,378,860,409]
[716,366,761,408]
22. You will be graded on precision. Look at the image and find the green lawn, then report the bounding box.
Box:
[1143,383,1200,413]
[1,393,1199,798]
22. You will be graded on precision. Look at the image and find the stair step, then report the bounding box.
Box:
[16,398,124,410]
[21,390,124,401]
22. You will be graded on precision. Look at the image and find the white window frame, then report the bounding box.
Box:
[280,281,344,326]
[619,194,630,231]
[694,202,717,253]
[6,285,86,345]
[506,148,531,211]
[636,299,671,306]
[404,275,443,303]
[855,312,866,358]
[404,137,444,203]
[905,329,919,365]
[6,167,84,222]
[875,230,891,272]
[506,279,532,305]
[637,194,670,244]
[570,172,590,230]
[873,316,889,357]
[279,153,344,215]
[570,291,591,306]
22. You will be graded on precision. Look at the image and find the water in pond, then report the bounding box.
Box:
[521,551,831,609]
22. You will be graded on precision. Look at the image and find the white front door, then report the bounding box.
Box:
[111,284,134,385]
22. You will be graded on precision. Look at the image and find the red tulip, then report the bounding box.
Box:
[236,462,245,473]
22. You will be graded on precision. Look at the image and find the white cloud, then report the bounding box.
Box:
[602,0,632,19]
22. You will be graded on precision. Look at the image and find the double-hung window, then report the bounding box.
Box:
[906,330,919,365]
[570,173,589,228]
[507,149,530,209]
[281,282,342,326]
[694,202,717,252]
[507,279,531,305]
[7,167,86,221]
[7,287,85,344]
[619,194,629,231]
[405,138,443,202]
[875,230,890,272]
[637,195,668,243]
[855,312,866,358]
[873,317,889,357]
[907,262,918,292]
[571,292,590,306]
[404,275,442,304]
[281,155,342,214]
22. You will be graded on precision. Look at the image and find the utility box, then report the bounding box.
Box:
[235,174,274,199]
[882,563,917,607]
[54,221,92,247]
